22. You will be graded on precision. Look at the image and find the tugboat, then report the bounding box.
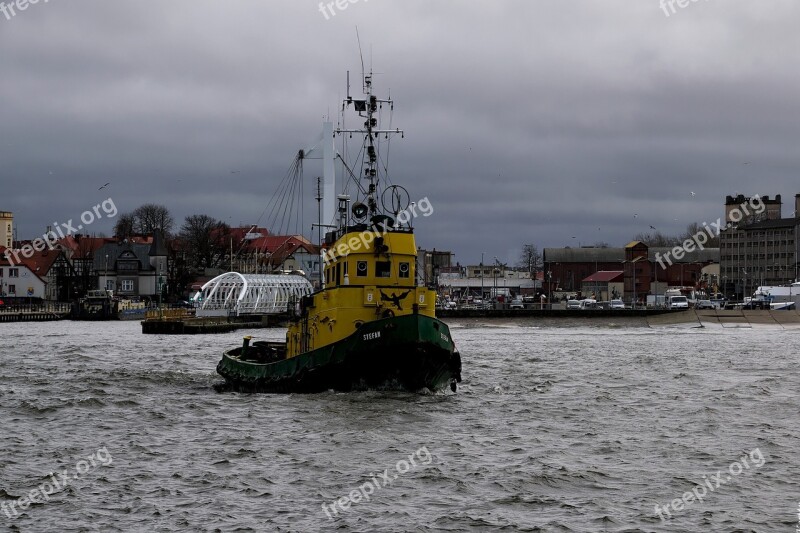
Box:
[217,68,462,393]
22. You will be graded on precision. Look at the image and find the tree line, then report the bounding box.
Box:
[112,205,234,295]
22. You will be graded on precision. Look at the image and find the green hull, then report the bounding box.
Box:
[217,313,461,393]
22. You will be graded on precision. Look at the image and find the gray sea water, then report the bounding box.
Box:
[1,319,799,532]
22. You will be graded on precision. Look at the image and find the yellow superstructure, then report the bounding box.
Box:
[286,227,436,358]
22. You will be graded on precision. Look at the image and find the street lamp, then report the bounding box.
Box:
[546,270,552,310]
[480,251,484,301]
[493,267,499,302]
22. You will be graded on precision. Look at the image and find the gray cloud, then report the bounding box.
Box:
[1,0,798,264]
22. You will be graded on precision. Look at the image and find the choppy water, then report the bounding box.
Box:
[1,319,799,532]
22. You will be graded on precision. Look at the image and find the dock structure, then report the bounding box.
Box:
[193,272,313,317]
[0,303,71,322]
[436,308,674,319]
[653,308,800,328]
[0,310,69,322]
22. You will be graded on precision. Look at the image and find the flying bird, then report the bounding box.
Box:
[633,214,638,218]
[230,170,241,174]
[649,225,657,230]
[690,192,696,196]
[98,182,110,190]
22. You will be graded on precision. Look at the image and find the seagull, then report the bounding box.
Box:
[230,170,241,174]
[633,214,638,218]
[649,225,657,230]
[691,192,696,197]
[743,162,751,165]
[98,182,110,190]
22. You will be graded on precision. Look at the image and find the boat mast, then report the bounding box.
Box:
[337,70,403,223]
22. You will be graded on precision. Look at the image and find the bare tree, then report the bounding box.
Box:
[114,212,136,238]
[634,222,720,249]
[518,244,542,278]
[632,231,680,247]
[678,223,720,248]
[180,215,231,270]
[133,204,174,235]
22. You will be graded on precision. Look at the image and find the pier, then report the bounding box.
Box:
[0,303,71,322]
[436,308,675,319]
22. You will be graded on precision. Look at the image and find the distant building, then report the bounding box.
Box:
[94,230,168,298]
[230,228,321,285]
[18,249,76,301]
[436,262,541,298]
[719,193,800,299]
[543,243,717,304]
[0,246,47,298]
[417,249,453,287]
[581,271,624,301]
[0,211,12,249]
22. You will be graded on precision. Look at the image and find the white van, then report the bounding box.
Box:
[668,295,689,309]
[579,299,598,310]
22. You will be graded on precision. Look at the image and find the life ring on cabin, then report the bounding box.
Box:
[382,309,395,319]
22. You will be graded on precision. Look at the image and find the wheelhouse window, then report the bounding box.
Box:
[376,261,391,278]
[356,261,368,277]
[399,262,410,278]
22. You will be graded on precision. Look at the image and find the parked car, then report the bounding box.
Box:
[668,296,689,309]
[579,299,598,310]
[696,299,720,310]
[566,299,582,310]
[610,299,625,309]
[509,299,524,309]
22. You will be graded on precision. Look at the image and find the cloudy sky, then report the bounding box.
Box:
[1,0,799,265]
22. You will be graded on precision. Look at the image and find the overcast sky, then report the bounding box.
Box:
[1,0,799,265]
